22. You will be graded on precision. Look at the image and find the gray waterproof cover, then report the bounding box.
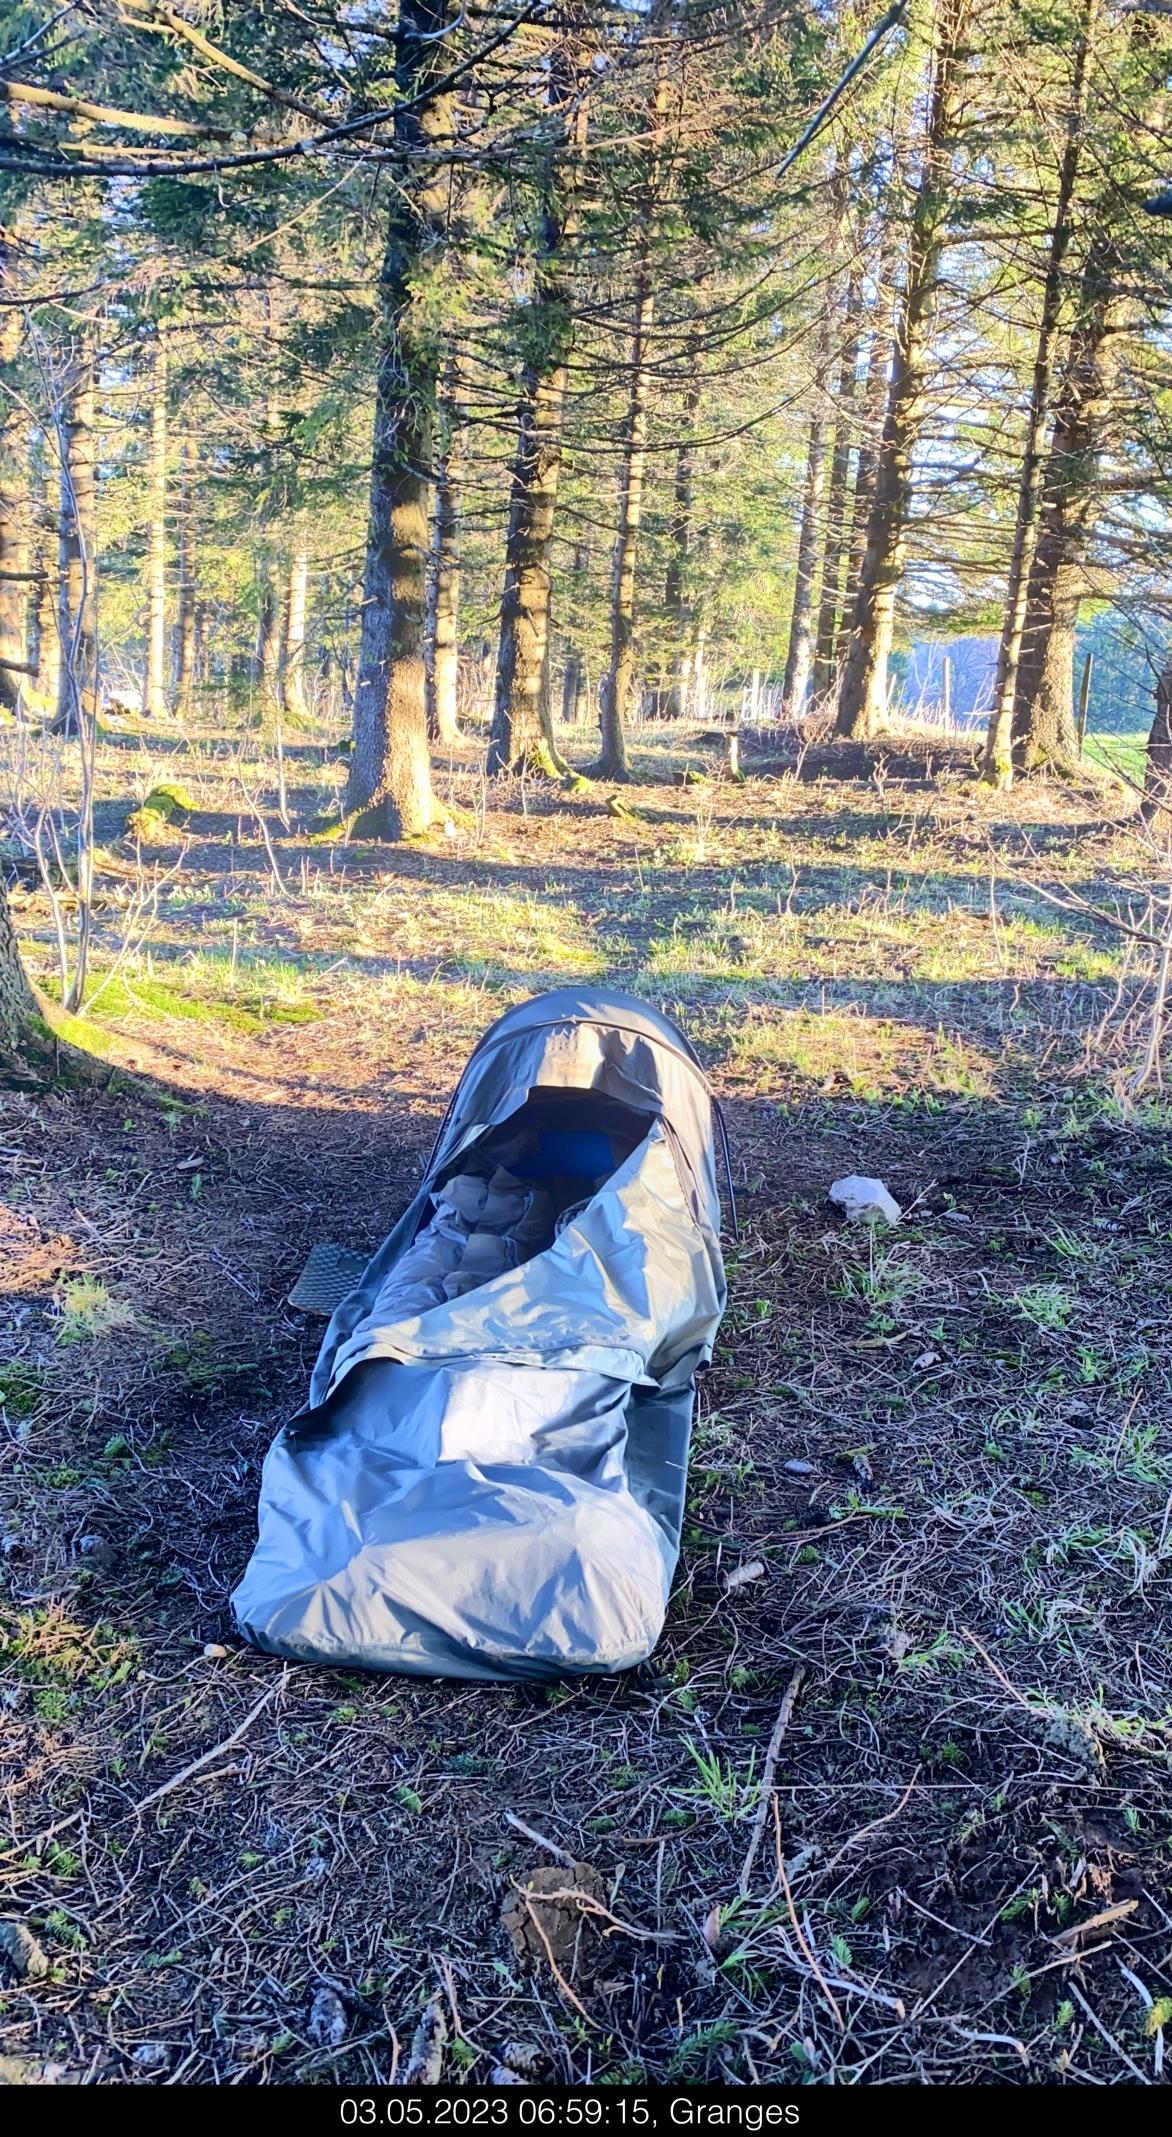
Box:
[232,989,726,1679]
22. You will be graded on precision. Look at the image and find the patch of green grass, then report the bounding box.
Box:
[56,1278,141,1346]
[680,1740,759,1821]
[348,880,606,982]
[1015,1283,1072,1332]
[0,1602,140,1726]
[0,1364,43,1420]
[1084,732,1145,784]
[720,1006,991,1099]
[54,951,326,1034]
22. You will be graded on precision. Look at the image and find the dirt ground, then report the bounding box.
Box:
[2,715,1171,2086]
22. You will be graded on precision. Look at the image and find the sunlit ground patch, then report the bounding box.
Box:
[352,881,606,982]
[714,1004,994,1099]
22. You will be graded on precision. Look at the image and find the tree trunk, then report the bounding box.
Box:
[0,870,108,1087]
[812,275,862,705]
[1142,648,1172,826]
[596,62,669,781]
[175,431,196,709]
[427,360,465,749]
[144,338,167,719]
[255,561,280,703]
[284,525,309,720]
[1011,231,1129,773]
[781,304,834,720]
[33,467,59,712]
[839,248,897,661]
[663,327,702,719]
[0,277,24,711]
[0,347,28,713]
[598,270,655,780]
[0,873,43,1081]
[982,0,1097,785]
[345,0,453,837]
[836,3,972,741]
[488,59,585,778]
[56,345,98,735]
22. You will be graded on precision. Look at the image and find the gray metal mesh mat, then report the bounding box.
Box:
[287,1243,370,1317]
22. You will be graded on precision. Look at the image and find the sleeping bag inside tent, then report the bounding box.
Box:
[232,988,728,1680]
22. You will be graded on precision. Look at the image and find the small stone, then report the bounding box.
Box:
[913,1351,939,1371]
[0,1920,49,1981]
[723,1558,765,1593]
[828,1175,902,1227]
[307,1985,348,2050]
[784,1459,815,1476]
[131,2043,170,2070]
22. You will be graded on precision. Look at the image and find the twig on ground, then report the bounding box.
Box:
[773,1795,844,2030]
[1068,1982,1149,2084]
[518,1891,595,2025]
[738,1663,804,1896]
[904,1894,991,1948]
[1052,1899,1138,1946]
[128,1670,288,1820]
[945,2021,1028,2067]
[818,1767,921,1878]
[524,1888,676,1945]
[961,1628,1034,1708]
[504,1812,575,1867]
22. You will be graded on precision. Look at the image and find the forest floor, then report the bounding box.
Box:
[2,708,1172,2087]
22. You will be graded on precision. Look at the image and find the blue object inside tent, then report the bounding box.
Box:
[515,1126,618,1184]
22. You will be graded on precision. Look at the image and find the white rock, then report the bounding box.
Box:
[828,1175,901,1227]
[131,2043,171,2069]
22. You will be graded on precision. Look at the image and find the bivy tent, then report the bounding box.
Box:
[232,988,729,1680]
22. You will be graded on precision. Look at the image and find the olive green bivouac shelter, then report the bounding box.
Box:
[233,989,729,1680]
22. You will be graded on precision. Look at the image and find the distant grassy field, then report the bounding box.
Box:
[1084,728,1146,784]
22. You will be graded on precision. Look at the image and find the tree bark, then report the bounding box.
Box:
[33,466,59,712]
[254,560,280,703]
[836,3,972,742]
[488,57,585,778]
[0,872,43,1081]
[1143,647,1172,826]
[0,326,27,713]
[781,303,834,720]
[56,344,98,735]
[663,330,702,719]
[144,337,167,718]
[982,0,1097,785]
[284,524,309,720]
[839,248,897,661]
[345,0,453,837]
[598,268,655,779]
[1011,231,1129,772]
[427,359,465,748]
[812,275,862,706]
[175,431,196,709]
[596,62,669,780]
